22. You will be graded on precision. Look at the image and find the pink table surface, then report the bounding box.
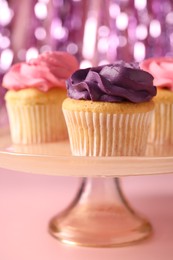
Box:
[0,169,173,260]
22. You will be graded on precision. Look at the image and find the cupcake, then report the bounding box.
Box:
[62,61,156,156]
[140,57,173,145]
[2,51,79,144]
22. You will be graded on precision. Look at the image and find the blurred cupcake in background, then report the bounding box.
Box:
[140,57,173,145]
[2,51,79,144]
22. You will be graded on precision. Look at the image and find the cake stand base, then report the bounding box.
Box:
[49,177,152,247]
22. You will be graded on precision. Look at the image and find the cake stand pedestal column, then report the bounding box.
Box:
[49,177,152,247]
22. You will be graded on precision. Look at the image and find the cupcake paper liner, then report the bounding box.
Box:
[63,110,153,156]
[148,102,173,145]
[7,103,68,144]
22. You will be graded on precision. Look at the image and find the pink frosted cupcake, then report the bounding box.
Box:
[140,57,173,145]
[2,51,79,144]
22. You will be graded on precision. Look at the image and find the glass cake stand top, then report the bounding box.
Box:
[0,127,173,177]
[0,128,172,247]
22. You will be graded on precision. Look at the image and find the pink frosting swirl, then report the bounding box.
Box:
[140,57,173,91]
[2,51,79,91]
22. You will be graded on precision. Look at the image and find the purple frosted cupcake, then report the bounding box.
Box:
[63,61,156,156]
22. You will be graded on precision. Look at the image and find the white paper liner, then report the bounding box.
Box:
[63,110,153,156]
[148,102,173,145]
[6,103,68,144]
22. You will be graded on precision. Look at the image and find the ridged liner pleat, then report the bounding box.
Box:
[148,103,173,145]
[6,103,67,144]
[63,110,153,156]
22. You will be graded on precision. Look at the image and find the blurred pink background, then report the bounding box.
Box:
[0,1,173,259]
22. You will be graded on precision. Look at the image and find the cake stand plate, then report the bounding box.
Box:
[0,127,173,177]
[0,127,173,247]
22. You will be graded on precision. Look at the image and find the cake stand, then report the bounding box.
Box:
[0,127,173,248]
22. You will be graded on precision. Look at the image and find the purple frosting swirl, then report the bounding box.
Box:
[66,61,156,103]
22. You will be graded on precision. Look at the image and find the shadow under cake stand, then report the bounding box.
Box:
[0,127,173,248]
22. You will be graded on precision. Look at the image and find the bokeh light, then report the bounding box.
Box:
[0,35,10,49]
[0,49,13,71]
[166,12,173,24]
[116,13,129,31]
[109,3,120,19]
[0,1,13,26]
[135,25,148,40]
[134,42,146,61]
[149,20,161,38]
[35,27,47,41]
[34,2,48,20]
[66,43,78,55]
[82,16,98,59]
[134,0,147,10]
[26,48,39,61]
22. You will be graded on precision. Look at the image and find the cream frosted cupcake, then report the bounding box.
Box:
[62,61,156,156]
[140,57,173,145]
[2,51,79,144]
